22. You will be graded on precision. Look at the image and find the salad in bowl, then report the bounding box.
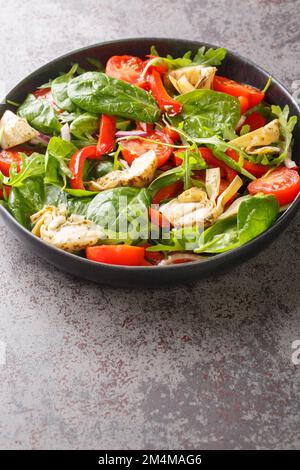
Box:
[0,44,298,267]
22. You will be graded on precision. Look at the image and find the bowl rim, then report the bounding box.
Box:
[1,36,300,272]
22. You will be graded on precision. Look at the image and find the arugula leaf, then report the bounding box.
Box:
[176,89,240,138]
[148,45,226,70]
[18,94,62,135]
[148,147,206,197]
[270,105,297,165]
[87,187,151,242]
[44,137,77,187]
[70,112,99,140]
[51,64,79,112]
[67,72,160,123]
[87,57,104,71]
[192,46,227,67]
[148,226,202,252]
[4,153,45,188]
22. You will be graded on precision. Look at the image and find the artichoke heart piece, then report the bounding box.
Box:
[160,188,217,229]
[206,168,221,202]
[31,206,104,252]
[229,119,280,149]
[88,150,157,191]
[167,65,217,95]
[245,145,281,155]
[0,110,39,149]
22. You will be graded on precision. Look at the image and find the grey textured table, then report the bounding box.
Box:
[0,0,300,450]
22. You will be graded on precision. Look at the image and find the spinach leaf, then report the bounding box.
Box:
[196,216,239,253]
[18,94,62,135]
[51,64,78,112]
[196,194,279,253]
[70,112,99,140]
[44,137,76,186]
[237,194,279,244]
[148,226,202,252]
[177,89,240,138]
[8,177,46,228]
[193,47,227,67]
[7,176,93,228]
[88,158,114,180]
[67,72,160,123]
[87,187,150,242]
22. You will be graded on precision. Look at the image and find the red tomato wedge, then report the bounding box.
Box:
[86,245,146,266]
[149,207,171,228]
[226,148,268,178]
[152,181,183,204]
[105,55,147,87]
[0,150,22,177]
[162,126,180,142]
[213,76,264,109]
[121,130,173,167]
[243,111,267,132]
[248,167,300,206]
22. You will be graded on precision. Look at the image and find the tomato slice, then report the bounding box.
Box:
[152,181,183,204]
[213,76,264,109]
[86,245,146,266]
[162,126,180,142]
[226,148,268,178]
[121,130,173,167]
[243,111,267,132]
[248,167,300,206]
[105,55,147,87]
[0,150,22,177]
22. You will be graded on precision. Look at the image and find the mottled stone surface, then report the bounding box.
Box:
[0,0,300,450]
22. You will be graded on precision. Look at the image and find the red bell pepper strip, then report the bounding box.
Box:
[97,115,116,157]
[69,145,98,190]
[148,69,182,116]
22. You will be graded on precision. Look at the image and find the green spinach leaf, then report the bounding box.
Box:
[176,89,240,138]
[18,94,62,135]
[70,112,99,140]
[51,64,78,112]
[196,194,279,253]
[67,72,160,123]
[87,187,151,242]
[44,137,77,186]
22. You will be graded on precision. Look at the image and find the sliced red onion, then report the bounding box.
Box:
[61,123,71,142]
[158,253,204,266]
[30,132,51,146]
[116,130,148,138]
[235,114,247,131]
[138,122,148,132]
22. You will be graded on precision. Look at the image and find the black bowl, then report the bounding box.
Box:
[1,38,299,287]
